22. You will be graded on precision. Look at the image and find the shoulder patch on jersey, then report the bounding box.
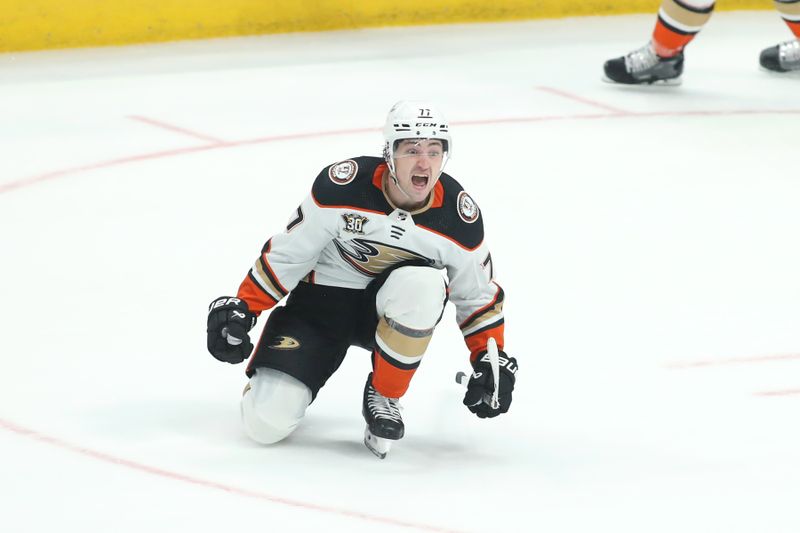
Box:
[312,156,390,213]
[413,173,484,250]
[328,159,358,185]
[457,191,480,224]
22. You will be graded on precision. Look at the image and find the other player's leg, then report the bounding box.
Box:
[363,265,447,458]
[603,0,715,85]
[760,0,800,72]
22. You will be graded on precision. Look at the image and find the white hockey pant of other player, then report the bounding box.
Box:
[376,266,447,335]
[241,368,312,444]
[241,266,445,445]
[677,0,714,9]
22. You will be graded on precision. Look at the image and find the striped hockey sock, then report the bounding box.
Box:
[652,0,715,57]
[775,0,800,37]
[371,316,433,398]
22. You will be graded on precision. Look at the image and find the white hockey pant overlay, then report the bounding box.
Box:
[377,266,446,330]
[241,368,312,444]
[673,0,714,9]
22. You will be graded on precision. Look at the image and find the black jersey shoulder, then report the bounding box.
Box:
[311,156,391,214]
[413,172,485,251]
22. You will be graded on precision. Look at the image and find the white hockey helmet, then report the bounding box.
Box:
[382,100,451,178]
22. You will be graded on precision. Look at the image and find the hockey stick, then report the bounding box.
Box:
[487,337,501,409]
[455,337,501,409]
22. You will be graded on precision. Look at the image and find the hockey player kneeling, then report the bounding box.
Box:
[206,100,517,459]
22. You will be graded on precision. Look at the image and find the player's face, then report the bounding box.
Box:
[391,139,444,207]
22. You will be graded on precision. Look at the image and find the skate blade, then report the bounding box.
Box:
[601,75,682,86]
[364,427,392,459]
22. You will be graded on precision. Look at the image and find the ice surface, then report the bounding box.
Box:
[1,12,798,533]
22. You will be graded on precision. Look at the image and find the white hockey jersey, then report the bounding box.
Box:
[237,156,505,360]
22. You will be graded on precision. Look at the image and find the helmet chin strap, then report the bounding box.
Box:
[388,166,415,202]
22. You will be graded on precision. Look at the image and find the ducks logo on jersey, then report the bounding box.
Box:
[334,238,433,277]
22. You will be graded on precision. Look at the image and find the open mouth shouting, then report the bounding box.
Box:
[410,174,429,190]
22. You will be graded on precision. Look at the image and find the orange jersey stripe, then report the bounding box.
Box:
[371,162,386,189]
[237,275,279,315]
[431,180,444,208]
[465,324,505,363]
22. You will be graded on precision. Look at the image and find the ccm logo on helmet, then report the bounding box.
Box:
[415,122,439,127]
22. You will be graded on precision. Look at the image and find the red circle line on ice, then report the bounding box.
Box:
[2,95,800,196]
[0,417,467,533]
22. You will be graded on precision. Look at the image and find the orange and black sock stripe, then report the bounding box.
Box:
[652,0,715,57]
[371,317,433,398]
[775,0,800,37]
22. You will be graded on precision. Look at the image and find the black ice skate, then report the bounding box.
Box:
[603,43,684,85]
[362,372,403,459]
[760,39,800,73]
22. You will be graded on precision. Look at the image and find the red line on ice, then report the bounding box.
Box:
[0,417,466,533]
[0,126,375,195]
[535,86,632,114]
[128,115,228,144]
[3,109,800,196]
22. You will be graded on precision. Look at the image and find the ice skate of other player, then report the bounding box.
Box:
[760,39,800,73]
[603,42,684,85]
[603,0,800,84]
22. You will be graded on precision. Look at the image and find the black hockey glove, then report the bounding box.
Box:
[206,296,257,364]
[463,350,518,418]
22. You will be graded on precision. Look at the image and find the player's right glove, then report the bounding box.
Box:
[206,296,257,364]
[463,350,518,418]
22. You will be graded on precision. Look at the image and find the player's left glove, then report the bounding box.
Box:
[463,350,518,418]
[206,296,257,364]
